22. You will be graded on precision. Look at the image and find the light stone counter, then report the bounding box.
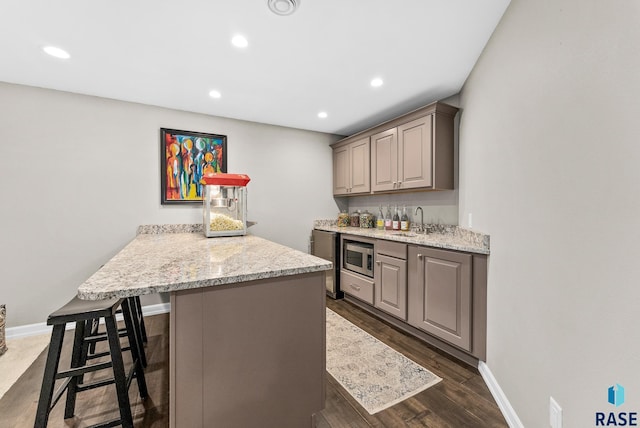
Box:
[78,230,332,300]
[314,220,490,254]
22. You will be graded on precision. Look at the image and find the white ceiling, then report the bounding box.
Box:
[0,0,510,136]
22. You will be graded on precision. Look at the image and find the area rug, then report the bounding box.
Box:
[326,308,442,414]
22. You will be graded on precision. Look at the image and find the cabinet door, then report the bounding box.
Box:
[371,128,397,192]
[333,144,350,195]
[374,254,407,320]
[349,137,371,194]
[398,115,433,189]
[408,246,472,351]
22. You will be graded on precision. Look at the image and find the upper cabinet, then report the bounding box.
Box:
[370,128,398,192]
[332,101,458,196]
[333,137,370,196]
[398,116,435,190]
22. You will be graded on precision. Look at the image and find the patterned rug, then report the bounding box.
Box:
[326,308,442,414]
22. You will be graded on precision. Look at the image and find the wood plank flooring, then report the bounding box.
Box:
[0,315,170,427]
[320,298,507,428]
[0,298,506,427]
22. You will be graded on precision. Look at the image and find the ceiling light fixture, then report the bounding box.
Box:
[370,78,384,88]
[209,90,221,99]
[231,35,248,48]
[43,46,70,59]
[318,112,328,119]
[268,0,300,16]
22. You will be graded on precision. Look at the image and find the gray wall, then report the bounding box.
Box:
[0,82,339,327]
[458,0,640,426]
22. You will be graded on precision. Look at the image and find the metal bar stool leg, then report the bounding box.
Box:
[122,298,148,398]
[64,320,87,419]
[133,296,147,344]
[104,313,134,428]
[124,297,147,368]
[34,324,66,428]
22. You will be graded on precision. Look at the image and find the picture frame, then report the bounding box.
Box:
[160,128,227,204]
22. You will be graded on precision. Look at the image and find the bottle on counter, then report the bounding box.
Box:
[392,205,400,231]
[401,205,410,231]
[377,206,385,230]
[384,205,392,230]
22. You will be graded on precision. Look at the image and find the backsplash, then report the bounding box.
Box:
[341,191,459,226]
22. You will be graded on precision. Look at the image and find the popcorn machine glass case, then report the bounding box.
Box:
[202,173,251,238]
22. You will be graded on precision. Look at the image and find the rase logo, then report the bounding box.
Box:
[596,384,637,426]
[610,384,626,407]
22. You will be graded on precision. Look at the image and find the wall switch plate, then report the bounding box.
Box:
[468,213,473,228]
[550,397,562,428]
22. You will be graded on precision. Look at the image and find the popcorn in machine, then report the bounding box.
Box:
[201,173,251,237]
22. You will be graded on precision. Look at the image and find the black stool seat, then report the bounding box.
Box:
[35,296,147,428]
[47,297,121,324]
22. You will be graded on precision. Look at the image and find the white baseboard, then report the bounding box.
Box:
[140,302,171,317]
[5,302,171,340]
[478,361,524,428]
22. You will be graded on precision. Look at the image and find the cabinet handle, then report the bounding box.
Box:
[398,180,402,187]
[376,261,381,265]
[417,253,424,260]
[393,181,397,188]
[349,283,361,291]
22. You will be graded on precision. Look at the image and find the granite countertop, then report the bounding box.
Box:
[78,228,332,300]
[314,220,490,255]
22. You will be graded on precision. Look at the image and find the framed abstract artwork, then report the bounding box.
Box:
[160,128,227,204]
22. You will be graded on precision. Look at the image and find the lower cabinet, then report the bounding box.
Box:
[338,235,487,363]
[374,241,407,321]
[407,246,472,351]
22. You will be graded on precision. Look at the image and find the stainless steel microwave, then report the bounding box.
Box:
[343,241,374,278]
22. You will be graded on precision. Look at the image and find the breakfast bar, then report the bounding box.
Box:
[78,225,332,428]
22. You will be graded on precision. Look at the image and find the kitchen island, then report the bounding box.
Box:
[78,225,332,428]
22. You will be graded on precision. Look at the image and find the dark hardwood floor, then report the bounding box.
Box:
[320,298,507,427]
[0,298,507,427]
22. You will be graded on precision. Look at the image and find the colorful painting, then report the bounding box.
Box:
[160,128,227,204]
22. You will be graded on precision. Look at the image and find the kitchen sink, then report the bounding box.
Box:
[394,232,418,237]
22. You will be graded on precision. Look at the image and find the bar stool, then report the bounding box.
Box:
[86,296,148,368]
[34,296,148,428]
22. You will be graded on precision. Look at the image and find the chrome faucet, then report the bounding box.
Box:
[415,206,424,232]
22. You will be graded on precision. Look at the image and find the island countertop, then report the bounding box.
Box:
[78,232,332,300]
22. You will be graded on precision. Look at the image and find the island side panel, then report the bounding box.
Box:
[170,288,204,428]
[171,271,326,428]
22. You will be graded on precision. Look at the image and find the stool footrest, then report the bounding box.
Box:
[86,344,133,361]
[56,361,112,379]
[77,363,142,395]
[77,377,116,392]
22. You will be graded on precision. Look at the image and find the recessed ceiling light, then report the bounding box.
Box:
[268,0,300,16]
[370,78,384,88]
[43,46,70,59]
[231,35,248,48]
[209,90,221,99]
[318,112,328,119]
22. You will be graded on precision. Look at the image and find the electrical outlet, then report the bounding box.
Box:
[468,213,473,228]
[550,397,562,428]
